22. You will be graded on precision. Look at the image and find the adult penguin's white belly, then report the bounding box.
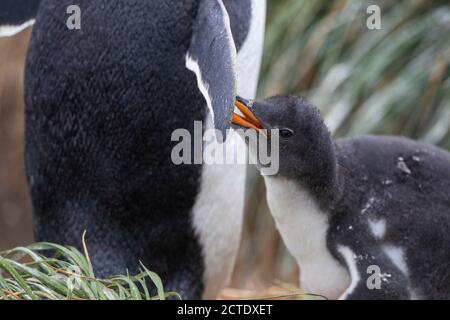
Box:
[190,0,266,299]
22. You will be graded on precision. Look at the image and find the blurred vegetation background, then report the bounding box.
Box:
[261,0,449,147]
[0,0,449,298]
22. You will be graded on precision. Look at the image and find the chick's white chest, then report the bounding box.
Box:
[263,177,351,299]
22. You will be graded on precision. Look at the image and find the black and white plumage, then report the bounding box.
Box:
[0,0,39,37]
[1,0,266,299]
[232,95,450,300]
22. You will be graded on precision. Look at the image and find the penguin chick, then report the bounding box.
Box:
[232,95,450,300]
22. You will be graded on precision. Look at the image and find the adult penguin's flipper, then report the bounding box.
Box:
[186,0,237,141]
[0,0,40,37]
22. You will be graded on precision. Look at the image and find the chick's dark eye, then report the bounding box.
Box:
[279,128,294,138]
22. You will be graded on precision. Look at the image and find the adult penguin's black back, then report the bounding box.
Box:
[25,1,204,298]
[4,0,267,299]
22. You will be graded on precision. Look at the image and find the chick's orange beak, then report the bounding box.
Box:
[232,96,266,137]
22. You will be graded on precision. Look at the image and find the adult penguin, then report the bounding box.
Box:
[0,0,266,299]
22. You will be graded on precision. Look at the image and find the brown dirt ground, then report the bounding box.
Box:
[0,30,34,251]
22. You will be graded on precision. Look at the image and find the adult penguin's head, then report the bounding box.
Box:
[185,0,239,142]
[0,0,244,142]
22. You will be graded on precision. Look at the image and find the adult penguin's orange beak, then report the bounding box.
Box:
[232,96,266,137]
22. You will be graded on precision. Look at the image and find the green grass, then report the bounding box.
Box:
[0,233,180,300]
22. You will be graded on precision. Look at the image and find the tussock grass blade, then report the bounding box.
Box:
[0,241,176,300]
[110,274,143,300]
[140,262,166,300]
[0,256,38,300]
